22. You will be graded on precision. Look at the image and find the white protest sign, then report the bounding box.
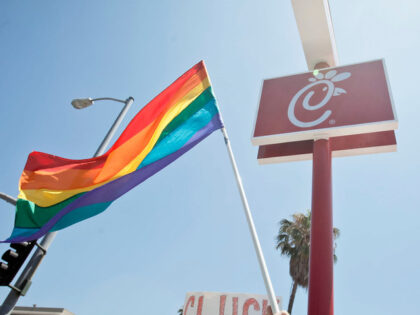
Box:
[183,291,282,315]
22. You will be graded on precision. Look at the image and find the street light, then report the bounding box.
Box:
[0,96,134,315]
[71,97,128,109]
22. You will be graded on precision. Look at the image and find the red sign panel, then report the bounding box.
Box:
[252,60,397,145]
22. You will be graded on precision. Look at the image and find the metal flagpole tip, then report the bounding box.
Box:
[71,98,94,109]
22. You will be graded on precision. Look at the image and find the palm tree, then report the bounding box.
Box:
[275,211,340,315]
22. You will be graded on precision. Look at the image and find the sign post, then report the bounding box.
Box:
[252,59,398,315]
[309,138,333,315]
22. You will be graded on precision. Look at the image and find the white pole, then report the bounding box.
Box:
[220,126,281,315]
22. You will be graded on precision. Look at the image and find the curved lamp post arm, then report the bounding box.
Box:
[91,97,126,103]
[71,96,131,109]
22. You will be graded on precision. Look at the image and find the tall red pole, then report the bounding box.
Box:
[308,138,334,315]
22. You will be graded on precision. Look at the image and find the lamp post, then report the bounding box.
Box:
[0,96,134,315]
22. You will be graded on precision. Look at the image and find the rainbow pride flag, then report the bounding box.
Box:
[4,61,223,243]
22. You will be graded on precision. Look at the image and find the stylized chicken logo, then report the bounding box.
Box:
[288,69,351,128]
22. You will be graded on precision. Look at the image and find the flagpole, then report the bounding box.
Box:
[220,126,281,315]
[203,59,280,314]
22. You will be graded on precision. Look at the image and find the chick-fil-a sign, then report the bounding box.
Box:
[183,292,282,315]
[252,59,397,145]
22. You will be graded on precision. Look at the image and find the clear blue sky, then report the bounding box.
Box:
[0,1,419,314]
